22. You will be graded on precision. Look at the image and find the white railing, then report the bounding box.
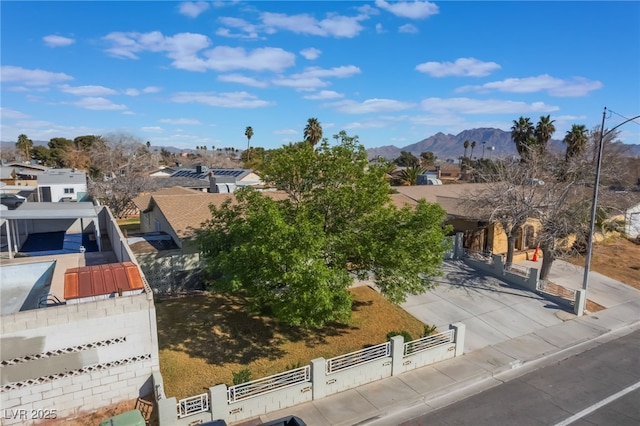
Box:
[177,393,209,418]
[227,366,310,403]
[403,330,454,356]
[326,342,391,374]
[505,263,531,278]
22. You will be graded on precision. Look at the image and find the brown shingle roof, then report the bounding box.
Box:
[132,186,202,211]
[152,191,290,239]
[395,183,491,219]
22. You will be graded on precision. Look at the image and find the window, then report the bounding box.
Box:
[64,188,75,194]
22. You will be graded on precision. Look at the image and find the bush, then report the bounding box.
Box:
[386,330,413,342]
[422,324,438,337]
[232,368,252,385]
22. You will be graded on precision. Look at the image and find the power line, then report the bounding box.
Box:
[607,109,640,127]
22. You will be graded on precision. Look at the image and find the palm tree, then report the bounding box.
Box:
[245,126,254,161]
[534,115,556,155]
[463,140,469,158]
[563,124,588,160]
[16,134,33,160]
[304,118,323,146]
[511,116,535,160]
[399,165,425,186]
[470,141,477,159]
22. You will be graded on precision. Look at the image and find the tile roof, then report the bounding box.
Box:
[395,183,492,219]
[132,186,202,211]
[64,262,144,300]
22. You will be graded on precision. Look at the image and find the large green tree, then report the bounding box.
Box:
[198,132,451,327]
[394,151,419,167]
[563,124,588,161]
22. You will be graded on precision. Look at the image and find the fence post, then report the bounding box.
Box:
[454,232,464,259]
[390,335,404,376]
[310,358,326,400]
[210,384,229,423]
[527,267,539,292]
[492,254,504,275]
[449,323,465,357]
[157,397,178,425]
[574,290,586,316]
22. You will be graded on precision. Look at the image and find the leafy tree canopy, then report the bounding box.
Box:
[198,131,451,327]
[394,151,419,167]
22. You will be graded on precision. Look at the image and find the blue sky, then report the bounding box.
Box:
[2,1,639,151]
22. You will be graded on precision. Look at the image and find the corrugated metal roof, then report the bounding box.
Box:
[64,262,144,300]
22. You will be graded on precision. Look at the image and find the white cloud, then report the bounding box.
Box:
[399,24,418,34]
[456,74,603,97]
[375,0,439,19]
[218,74,268,88]
[300,48,321,60]
[273,66,361,91]
[103,32,295,73]
[343,121,388,129]
[59,84,117,96]
[261,12,366,38]
[43,35,75,47]
[159,118,202,125]
[303,90,344,100]
[1,66,73,86]
[125,89,140,96]
[0,108,30,119]
[204,46,295,72]
[328,98,416,114]
[72,97,128,111]
[171,91,273,108]
[179,1,210,18]
[375,23,385,33]
[125,86,161,96]
[216,17,260,39]
[141,126,165,133]
[143,86,162,93]
[420,97,559,114]
[416,58,501,77]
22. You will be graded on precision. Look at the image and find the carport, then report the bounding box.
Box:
[0,202,102,259]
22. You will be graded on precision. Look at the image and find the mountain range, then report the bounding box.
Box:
[2,128,639,161]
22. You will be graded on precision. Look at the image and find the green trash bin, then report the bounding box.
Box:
[99,409,146,426]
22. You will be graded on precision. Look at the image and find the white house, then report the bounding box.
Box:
[625,202,640,239]
[37,169,88,202]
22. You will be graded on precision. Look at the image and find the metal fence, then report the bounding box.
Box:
[177,393,209,418]
[504,263,531,278]
[403,330,455,357]
[537,280,577,301]
[227,366,310,403]
[463,249,493,263]
[326,342,391,374]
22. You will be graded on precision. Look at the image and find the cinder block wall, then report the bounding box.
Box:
[0,292,160,425]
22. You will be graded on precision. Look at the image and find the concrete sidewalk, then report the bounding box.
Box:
[238,260,640,426]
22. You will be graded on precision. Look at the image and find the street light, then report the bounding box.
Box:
[577,107,640,316]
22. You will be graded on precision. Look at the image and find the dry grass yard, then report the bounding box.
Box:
[155,286,427,399]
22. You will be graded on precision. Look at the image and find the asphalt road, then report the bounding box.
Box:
[370,330,640,426]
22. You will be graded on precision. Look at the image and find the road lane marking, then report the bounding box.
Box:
[554,380,640,426]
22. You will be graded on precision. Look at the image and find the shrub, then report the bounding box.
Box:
[422,324,438,337]
[232,368,252,385]
[386,330,413,342]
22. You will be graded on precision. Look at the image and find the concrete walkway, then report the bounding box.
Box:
[238,260,640,426]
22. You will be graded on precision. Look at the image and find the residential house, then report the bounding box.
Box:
[37,168,88,202]
[395,183,541,258]
[0,202,160,424]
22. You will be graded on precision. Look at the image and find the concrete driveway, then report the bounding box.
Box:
[401,260,568,353]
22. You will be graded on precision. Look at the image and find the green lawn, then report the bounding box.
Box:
[155,286,428,399]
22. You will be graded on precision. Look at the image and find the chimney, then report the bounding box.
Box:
[209,171,218,193]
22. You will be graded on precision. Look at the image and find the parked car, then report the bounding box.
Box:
[0,193,26,209]
[258,416,307,426]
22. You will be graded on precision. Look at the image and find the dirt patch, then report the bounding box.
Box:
[567,237,640,291]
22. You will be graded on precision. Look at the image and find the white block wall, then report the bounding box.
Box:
[0,292,160,425]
